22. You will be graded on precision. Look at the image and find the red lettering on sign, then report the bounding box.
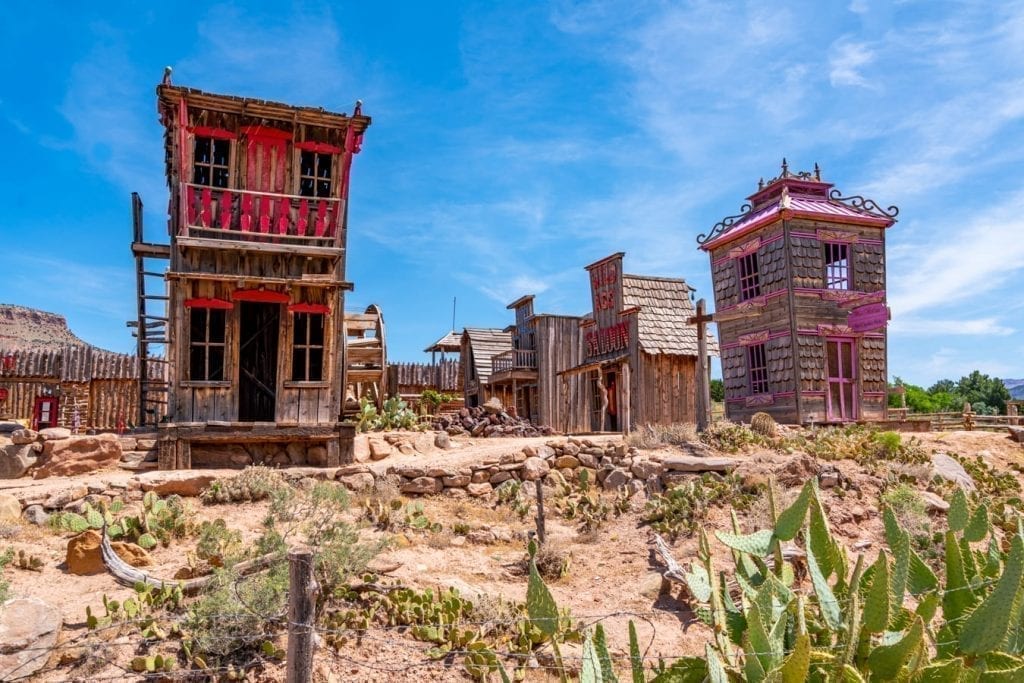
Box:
[586,321,630,358]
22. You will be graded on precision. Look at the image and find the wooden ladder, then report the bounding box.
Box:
[128,192,171,428]
[344,304,387,414]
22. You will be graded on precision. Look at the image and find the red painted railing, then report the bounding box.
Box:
[491,349,537,375]
[181,183,342,247]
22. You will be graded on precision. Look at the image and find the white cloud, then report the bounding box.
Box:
[891,317,1015,337]
[828,39,875,88]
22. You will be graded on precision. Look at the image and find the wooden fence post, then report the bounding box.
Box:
[287,546,317,683]
[534,481,546,546]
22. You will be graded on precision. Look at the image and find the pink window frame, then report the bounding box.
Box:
[736,251,761,301]
[824,242,851,290]
[825,337,858,421]
[747,342,769,395]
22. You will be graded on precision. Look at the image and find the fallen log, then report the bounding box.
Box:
[100,524,281,595]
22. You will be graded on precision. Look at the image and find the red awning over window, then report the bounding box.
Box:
[288,303,331,314]
[232,289,290,303]
[184,297,234,309]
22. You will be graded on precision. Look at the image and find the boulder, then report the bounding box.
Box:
[33,434,121,478]
[482,397,504,414]
[66,530,152,575]
[118,437,138,451]
[136,438,157,451]
[0,597,62,680]
[38,427,72,441]
[630,460,663,480]
[353,437,371,463]
[1009,426,1024,444]
[42,485,88,510]
[489,471,513,485]
[662,455,738,473]
[521,457,550,481]
[337,472,375,492]
[467,483,492,497]
[0,443,37,478]
[286,442,307,464]
[10,429,37,445]
[307,445,328,467]
[931,453,976,491]
[562,442,580,456]
[602,468,631,491]
[471,470,490,484]
[397,442,415,455]
[920,491,950,513]
[136,470,217,497]
[400,477,442,495]
[0,494,20,522]
[535,445,556,460]
[434,432,452,449]
[22,505,49,526]
[577,452,598,469]
[368,439,391,461]
[554,455,580,470]
[442,474,471,488]
[0,421,22,434]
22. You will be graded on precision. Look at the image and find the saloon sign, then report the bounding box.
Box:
[847,302,890,333]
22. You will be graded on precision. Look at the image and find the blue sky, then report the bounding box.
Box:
[1,1,1022,386]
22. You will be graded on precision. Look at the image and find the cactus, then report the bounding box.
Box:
[750,411,777,437]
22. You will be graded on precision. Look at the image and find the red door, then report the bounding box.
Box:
[33,396,59,430]
[245,131,288,194]
[826,339,858,422]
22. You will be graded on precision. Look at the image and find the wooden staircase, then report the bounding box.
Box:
[128,192,171,428]
[344,304,387,414]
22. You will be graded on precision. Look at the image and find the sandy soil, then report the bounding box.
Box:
[2,428,1021,681]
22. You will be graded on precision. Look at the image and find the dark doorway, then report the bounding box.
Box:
[605,371,619,432]
[239,302,280,422]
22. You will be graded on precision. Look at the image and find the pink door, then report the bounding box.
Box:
[826,339,858,422]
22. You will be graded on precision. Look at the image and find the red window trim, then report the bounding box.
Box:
[241,125,292,141]
[747,342,769,395]
[184,297,234,309]
[288,303,331,314]
[232,289,290,303]
[295,141,342,154]
[188,126,237,140]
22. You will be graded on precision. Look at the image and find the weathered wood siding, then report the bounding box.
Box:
[534,316,584,430]
[633,352,697,426]
[388,360,461,395]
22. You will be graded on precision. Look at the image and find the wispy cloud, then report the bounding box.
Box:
[828,39,874,88]
[892,317,1015,337]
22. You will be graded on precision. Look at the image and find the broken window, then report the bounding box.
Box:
[189,308,226,381]
[193,137,230,188]
[737,252,761,301]
[292,313,325,381]
[824,242,851,290]
[748,343,769,395]
[299,151,333,198]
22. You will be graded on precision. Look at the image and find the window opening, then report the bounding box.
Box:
[193,137,230,188]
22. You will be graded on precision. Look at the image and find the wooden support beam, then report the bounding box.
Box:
[286,547,317,683]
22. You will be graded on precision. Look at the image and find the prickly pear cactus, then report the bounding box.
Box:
[750,412,777,438]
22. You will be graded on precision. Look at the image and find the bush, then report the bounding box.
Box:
[201,466,287,504]
[645,473,757,539]
[699,420,765,452]
[353,396,420,432]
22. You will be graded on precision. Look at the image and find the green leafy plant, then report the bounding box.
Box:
[555,470,612,533]
[12,548,43,571]
[644,473,756,539]
[0,547,12,603]
[352,396,421,432]
[50,493,189,549]
[419,389,455,415]
[200,466,287,504]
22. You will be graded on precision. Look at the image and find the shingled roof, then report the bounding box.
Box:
[461,328,512,384]
[424,330,463,353]
[621,275,719,357]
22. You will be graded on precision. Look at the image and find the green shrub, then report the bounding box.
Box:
[645,473,757,539]
[201,466,287,504]
[699,420,766,452]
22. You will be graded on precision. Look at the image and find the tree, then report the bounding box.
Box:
[957,371,1011,414]
[928,379,957,394]
[709,379,724,402]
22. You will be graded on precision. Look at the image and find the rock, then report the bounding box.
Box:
[0,597,62,680]
[22,504,49,526]
[482,397,504,414]
[1008,426,1024,444]
[818,469,840,489]
[777,455,819,487]
[38,427,72,441]
[434,432,452,449]
[467,529,496,544]
[500,450,527,465]
[442,474,471,488]
[562,442,580,456]
[136,438,157,450]
[645,474,664,495]
[337,472,375,492]
[931,453,976,491]
[0,494,20,522]
[613,443,628,458]
[66,530,153,575]
[307,445,328,467]
[400,477,442,495]
[444,487,469,499]
[118,437,138,451]
[397,442,415,455]
[33,434,122,478]
[0,443,37,478]
[554,455,580,470]
[920,491,950,513]
[10,429,37,445]
[489,471,513,485]
[522,445,537,458]
[639,572,669,599]
[602,468,631,490]
[426,466,456,478]
[0,421,22,434]
[467,483,493,497]
[286,442,306,464]
[662,455,738,473]
[630,460,663,480]
[470,470,490,484]
[43,486,88,510]
[535,445,556,460]
[577,452,598,469]
[521,457,550,481]
[368,439,391,460]
[136,470,217,496]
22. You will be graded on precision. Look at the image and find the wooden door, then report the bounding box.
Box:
[826,339,858,422]
[238,302,280,422]
[33,396,59,430]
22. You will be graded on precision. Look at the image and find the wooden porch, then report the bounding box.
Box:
[489,349,538,384]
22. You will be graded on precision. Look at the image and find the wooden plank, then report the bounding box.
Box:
[176,236,342,258]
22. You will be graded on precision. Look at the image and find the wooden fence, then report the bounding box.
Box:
[387,359,461,395]
[889,409,1022,432]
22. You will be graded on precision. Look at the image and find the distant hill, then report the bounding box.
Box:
[0,304,90,349]
[1005,378,1024,400]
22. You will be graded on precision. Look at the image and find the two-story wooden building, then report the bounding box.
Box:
[138,80,370,468]
[698,162,897,424]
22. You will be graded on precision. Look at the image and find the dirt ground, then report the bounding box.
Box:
[2,428,1022,681]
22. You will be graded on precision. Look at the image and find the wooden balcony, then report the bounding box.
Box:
[490,349,538,384]
[179,183,343,254]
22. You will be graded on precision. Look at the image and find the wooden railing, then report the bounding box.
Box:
[181,183,342,247]
[491,349,537,375]
[892,410,1023,431]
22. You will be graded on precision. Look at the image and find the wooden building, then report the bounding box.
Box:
[0,305,161,431]
[135,79,371,468]
[461,328,512,409]
[488,296,584,427]
[698,161,897,424]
